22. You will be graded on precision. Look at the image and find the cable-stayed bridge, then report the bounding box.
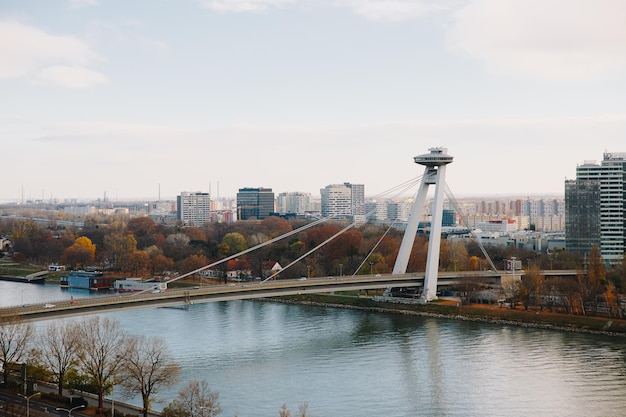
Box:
[0,270,579,322]
[0,147,576,321]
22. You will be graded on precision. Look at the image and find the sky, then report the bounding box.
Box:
[2,0,626,203]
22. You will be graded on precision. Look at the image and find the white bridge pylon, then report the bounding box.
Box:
[392,147,453,302]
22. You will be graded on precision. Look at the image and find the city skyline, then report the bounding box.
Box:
[2,1,626,202]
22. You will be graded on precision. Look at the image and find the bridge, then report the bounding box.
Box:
[0,270,580,321]
[0,147,579,321]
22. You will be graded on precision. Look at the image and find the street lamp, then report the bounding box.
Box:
[307,265,311,279]
[369,261,374,275]
[20,391,40,417]
[339,263,343,277]
[56,404,85,417]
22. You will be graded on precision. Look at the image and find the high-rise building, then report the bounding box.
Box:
[387,199,412,222]
[236,187,275,220]
[320,183,365,222]
[365,200,388,221]
[565,152,625,263]
[177,191,211,226]
[277,192,311,215]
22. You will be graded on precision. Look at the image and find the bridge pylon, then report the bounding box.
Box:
[392,147,453,302]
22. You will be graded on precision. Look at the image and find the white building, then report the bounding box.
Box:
[177,191,212,227]
[320,183,365,222]
[476,219,518,233]
[277,192,311,215]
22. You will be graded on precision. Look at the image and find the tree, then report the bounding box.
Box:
[178,254,209,275]
[583,245,607,313]
[104,233,138,269]
[0,316,33,384]
[77,317,126,414]
[162,380,221,417]
[278,403,310,417]
[164,233,192,261]
[75,236,97,258]
[220,233,247,256]
[39,321,81,396]
[62,236,97,268]
[519,266,545,310]
[151,253,175,276]
[120,336,181,417]
[122,251,151,276]
[127,217,157,249]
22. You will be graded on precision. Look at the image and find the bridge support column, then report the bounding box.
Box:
[392,147,453,302]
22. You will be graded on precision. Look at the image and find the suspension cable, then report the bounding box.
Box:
[136,175,426,293]
[444,182,498,272]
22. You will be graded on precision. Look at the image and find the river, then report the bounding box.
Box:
[2,281,626,417]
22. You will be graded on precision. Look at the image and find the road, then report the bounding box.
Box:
[0,384,160,417]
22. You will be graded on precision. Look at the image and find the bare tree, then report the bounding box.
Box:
[278,403,310,417]
[279,404,290,417]
[162,380,221,417]
[120,335,181,417]
[0,315,33,384]
[297,402,310,417]
[77,317,126,414]
[39,321,81,396]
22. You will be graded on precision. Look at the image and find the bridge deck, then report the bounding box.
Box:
[0,270,578,321]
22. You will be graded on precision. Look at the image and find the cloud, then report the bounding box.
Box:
[68,0,98,8]
[197,0,296,12]
[35,66,108,88]
[196,0,459,19]
[0,19,107,87]
[446,0,626,81]
[336,0,460,22]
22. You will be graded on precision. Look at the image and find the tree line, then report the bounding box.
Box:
[0,214,590,279]
[1,213,624,314]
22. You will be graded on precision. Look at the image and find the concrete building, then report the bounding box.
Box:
[476,219,518,233]
[177,191,212,227]
[565,151,626,263]
[277,192,311,215]
[236,187,275,220]
[365,200,388,222]
[386,199,412,222]
[320,183,365,223]
[518,198,565,231]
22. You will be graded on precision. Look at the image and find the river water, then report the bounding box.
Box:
[2,281,626,417]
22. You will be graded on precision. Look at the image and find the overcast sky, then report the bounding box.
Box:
[2,0,626,202]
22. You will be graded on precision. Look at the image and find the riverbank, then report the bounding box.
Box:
[270,293,626,337]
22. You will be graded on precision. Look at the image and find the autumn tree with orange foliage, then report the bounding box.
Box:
[61,236,96,269]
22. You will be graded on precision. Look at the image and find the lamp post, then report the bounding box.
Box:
[56,404,85,417]
[20,392,40,417]
[307,265,311,279]
[339,263,343,277]
[369,261,374,275]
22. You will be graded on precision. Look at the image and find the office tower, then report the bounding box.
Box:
[320,182,365,222]
[565,152,625,263]
[237,187,275,220]
[177,191,211,226]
